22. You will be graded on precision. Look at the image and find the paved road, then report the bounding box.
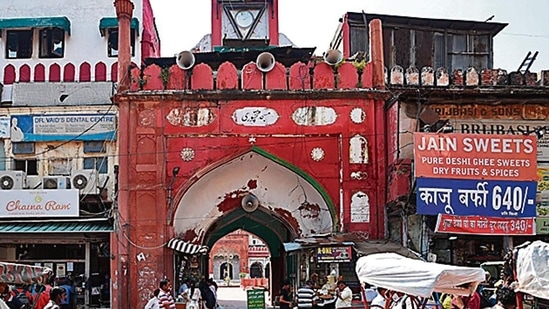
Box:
[217,286,273,309]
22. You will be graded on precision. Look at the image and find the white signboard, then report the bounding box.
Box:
[11,114,116,142]
[0,189,79,217]
[0,117,9,138]
[232,107,279,126]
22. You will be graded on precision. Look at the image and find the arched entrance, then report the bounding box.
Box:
[220,262,233,279]
[172,147,338,292]
[250,262,263,278]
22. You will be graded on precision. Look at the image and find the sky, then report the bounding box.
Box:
[149,0,549,73]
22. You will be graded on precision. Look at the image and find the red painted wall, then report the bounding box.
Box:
[114,18,386,309]
[142,0,161,59]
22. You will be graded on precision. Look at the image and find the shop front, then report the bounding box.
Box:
[0,189,113,308]
[283,236,420,301]
[168,238,209,294]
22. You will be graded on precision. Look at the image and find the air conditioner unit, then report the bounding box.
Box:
[71,169,99,195]
[42,176,71,189]
[27,175,42,190]
[0,171,27,190]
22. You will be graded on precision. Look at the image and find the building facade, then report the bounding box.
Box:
[333,10,549,262]
[112,0,390,307]
[0,0,159,307]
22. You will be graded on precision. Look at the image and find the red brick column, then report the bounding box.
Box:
[115,0,134,92]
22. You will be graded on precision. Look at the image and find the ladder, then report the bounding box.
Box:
[518,51,539,73]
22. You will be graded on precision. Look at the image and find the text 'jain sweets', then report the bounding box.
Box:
[416,136,534,153]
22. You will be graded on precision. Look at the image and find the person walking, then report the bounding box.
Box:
[278,280,293,309]
[58,279,74,309]
[297,280,318,308]
[177,278,191,296]
[158,279,176,309]
[144,289,160,309]
[334,281,352,309]
[202,279,217,309]
[370,287,388,309]
[43,287,66,309]
[186,281,202,309]
[35,276,55,309]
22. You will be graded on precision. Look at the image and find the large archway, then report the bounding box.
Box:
[172,147,338,290]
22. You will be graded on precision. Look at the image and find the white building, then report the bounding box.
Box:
[0,0,159,307]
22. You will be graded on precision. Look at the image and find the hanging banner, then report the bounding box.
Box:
[413,133,537,181]
[416,178,537,217]
[435,214,535,235]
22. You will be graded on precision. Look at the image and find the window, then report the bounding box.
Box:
[447,34,490,71]
[12,142,35,155]
[84,157,108,174]
[6,30,33,59]
[39,28,65,58]
[48,158,71,176]
[83,141,106,153]
[14,159,38,175]
[107,28,135,57]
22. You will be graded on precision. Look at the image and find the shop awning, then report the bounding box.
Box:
[0,16,71,35]
[353,239,422,260]
[283,241,355,253]
[167,238,208,255]
[0,221,113,233]
[283,234,422,259]
[98,17,139,36]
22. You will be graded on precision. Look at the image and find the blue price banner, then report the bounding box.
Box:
[416,178,537,217]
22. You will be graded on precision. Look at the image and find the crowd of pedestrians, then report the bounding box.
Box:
[145,277,220,309]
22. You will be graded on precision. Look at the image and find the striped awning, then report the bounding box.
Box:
[167,238,208,255]
[0,221,113,233]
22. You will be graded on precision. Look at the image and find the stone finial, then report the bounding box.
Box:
[465,67,479,86]
[541,70,549,87]
[390,65,404,85]
[508,71,523,85]
[405,66,419,86]
[496,69,508,85]
[481,69,497,86]
[421,67,434,86]
[435,67,449,86]
[452,69,464,86]
[524,72,538,86]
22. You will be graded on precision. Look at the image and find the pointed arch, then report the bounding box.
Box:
[3,65,16,84]
[63,63,75,82]
[79,62,91,82]
[111,62,118,82]
[49,63,61,82]
[34,64,45,82]
[173,146,338,250]
[95,62,107,81]
[19,64,31,82]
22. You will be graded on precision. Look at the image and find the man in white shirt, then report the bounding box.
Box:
[144,289,160,309]
[335,281,353,308]
[370,287,388,309]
